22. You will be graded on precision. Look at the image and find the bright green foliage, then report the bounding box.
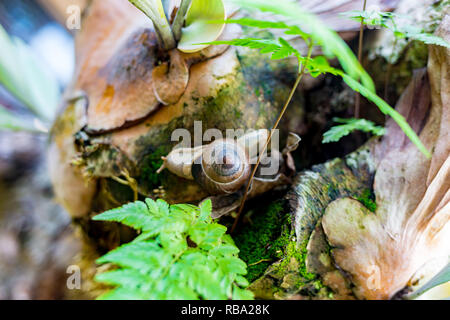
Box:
[206,38,302,63]
[93,199,254,300]
[234,202,288,282]
[178,0,226,53]
[323,118,386,143]
[0,24,60,124]
[229,0,375,91]
[204,0,431,158]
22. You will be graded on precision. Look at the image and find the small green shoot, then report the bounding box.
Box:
[323,117,386,143]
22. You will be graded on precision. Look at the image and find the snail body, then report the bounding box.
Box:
[158,130,269,195]
[156,145,203,180]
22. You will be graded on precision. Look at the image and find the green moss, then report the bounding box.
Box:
[234,201,289,282]
[138,146,169,191]
[234,199,319,287]
[273,237,316,285]
[356,188,377,213]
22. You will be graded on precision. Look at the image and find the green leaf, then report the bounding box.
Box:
[222,18,291,30]
[341,74,431,158]
[129,0,175,49]
[232,285,255,300]
[204,38,301,61]
[208,1,431,158]
[229,0,375,92]
[94,199,253,300]
[0,105,44,133]
[341,10,393,28]
[96,242,167,272]
[92,201,155,232]
[178,0,226,53]
[0,24,60,122]
[408,262,450,300]
[199,199,212,221]
[407,32,450,48]
[95,269,154,289]
[323,117,386,143]
[97,287,149,300]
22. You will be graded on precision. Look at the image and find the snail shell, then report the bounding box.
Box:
[157,129,269,193]
[192,139,251,195]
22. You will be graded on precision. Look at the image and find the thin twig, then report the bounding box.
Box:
[354,0,368,118]
[172,0,193,41]
[230,43,314,234]
[248,259,273,267]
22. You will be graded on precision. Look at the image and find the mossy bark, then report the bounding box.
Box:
[246,141,378,299]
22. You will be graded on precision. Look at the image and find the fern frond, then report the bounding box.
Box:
[340,75,431,158]
[94,199,254,300]
[204,37,301,61]
[222,18,310,41]
[207,0,431,157]
[406,32,450,48]
[322,118,386,143]
[229,0,375,92]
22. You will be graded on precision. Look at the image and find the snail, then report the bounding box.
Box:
[157,129,269,195]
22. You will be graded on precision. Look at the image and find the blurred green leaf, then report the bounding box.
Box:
[408,262,450,300]
[0,24,60,122]
[178,0,226,52]
[230,0,375,92]
[0,105,43,132]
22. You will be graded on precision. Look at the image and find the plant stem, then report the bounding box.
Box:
[129,0,176,50]
[248,259,273,267]
[172,0,193,41]
[354,0,367,118]
[230,43,314,234]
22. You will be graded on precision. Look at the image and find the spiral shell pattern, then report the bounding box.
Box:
[192,139,250,195]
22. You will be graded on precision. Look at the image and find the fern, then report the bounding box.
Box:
[203,0,431,158]
[228,0,375,91]
[207,37,303,64]
[323,118,386,143]
[343,10,450,49]
[93,199,254,300]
